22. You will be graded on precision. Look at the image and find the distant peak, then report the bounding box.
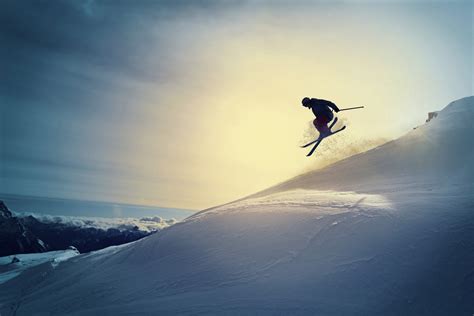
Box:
[441,96,474,113]
[0,201,13,218]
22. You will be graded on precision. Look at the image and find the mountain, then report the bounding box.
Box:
[0,201,13,219]
[0,202,155,256]
[0,97,473,315]
[0,201,48,256]
[19,215,152,254]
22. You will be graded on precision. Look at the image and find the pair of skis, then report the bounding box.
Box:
[301,117,346,157]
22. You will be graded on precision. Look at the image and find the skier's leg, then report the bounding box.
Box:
[329,117,338,130]
[312,118,319,130]
[314,117,331,137]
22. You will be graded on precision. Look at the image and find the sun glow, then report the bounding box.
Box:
[117,4,471,209]
[5,2,469,210]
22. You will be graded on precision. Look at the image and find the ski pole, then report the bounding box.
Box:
[338,106,364,112]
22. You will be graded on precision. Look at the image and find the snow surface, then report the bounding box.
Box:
[0,249,80,285]
[0,97,473,315]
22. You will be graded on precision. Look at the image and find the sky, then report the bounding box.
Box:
[0,0,472,210]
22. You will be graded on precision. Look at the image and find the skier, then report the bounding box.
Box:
[301,97,340,138]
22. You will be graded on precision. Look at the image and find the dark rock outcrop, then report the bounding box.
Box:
[0,201,13,218]
[0,201,48,256]
[0,201,152,256]
[20,217,151,254]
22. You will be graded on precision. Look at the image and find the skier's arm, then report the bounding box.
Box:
[328,102,340,113]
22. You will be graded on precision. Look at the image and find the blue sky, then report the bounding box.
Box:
[1,0,472,209]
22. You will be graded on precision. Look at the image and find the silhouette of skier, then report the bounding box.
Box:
[302,97,340,138]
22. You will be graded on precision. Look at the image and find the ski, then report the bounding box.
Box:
[300,118,339,148]
[306,126,346,157]
[306,139,323,156]
[329,117,339,129]
[301,136,323,148]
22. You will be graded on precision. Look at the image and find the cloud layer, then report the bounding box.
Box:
[15,212,177,233]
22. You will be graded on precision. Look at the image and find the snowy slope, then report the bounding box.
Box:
[0,97,473,315]
[0,249,79,285]
[251,96,474,196]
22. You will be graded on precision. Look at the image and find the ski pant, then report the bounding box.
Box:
[313,111,334,135]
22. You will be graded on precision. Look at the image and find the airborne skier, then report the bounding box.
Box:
[301,97,340,137]
[300,97,363,156]
[301,97,346,157]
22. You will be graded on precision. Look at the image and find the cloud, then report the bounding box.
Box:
[140,216,166,223]
[15,211,177,233]
[0,0,242,205]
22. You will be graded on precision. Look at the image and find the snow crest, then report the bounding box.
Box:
[193,189,393,218]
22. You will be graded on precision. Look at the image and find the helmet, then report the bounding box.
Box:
[301,97,311,107]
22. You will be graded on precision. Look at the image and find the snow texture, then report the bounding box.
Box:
[0,97,473,315]
[0,249,80,285]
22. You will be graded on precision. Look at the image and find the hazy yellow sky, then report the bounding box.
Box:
[3,1,472,210]
[117,3,472,209]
